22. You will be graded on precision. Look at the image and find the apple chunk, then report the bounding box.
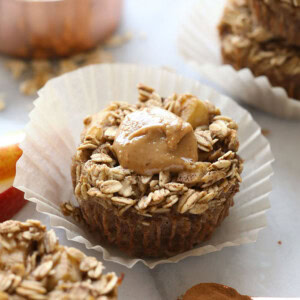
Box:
[179,95,209,128]
[0,132,27,221]
[0,187,26,222]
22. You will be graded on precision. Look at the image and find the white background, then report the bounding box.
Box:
[1,0,300,298]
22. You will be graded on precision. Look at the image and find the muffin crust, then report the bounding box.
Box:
[181,283,251,300]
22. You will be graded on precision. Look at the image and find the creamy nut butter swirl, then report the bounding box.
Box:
[113,107,198,175]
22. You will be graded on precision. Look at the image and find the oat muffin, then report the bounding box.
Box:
[249,0,300,47]
[180,283,251,300]
[0,220,120,299]
[219,0,300,100]
[71,84,243,258]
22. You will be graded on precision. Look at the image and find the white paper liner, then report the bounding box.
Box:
[177,0,300,119]
[14,63,273,268]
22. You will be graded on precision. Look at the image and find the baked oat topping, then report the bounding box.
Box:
[71,84,243,217]
[0,220,119,299]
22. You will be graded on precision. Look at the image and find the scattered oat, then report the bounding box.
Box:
[0,96,5,112]
[137,32,148,40]
[4,32,133,95]
[278,240,282,245]
[5,59,27,79]
[161,65,176,73]
[104,31,133,47]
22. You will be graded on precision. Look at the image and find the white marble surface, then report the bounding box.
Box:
[1,0,300,298]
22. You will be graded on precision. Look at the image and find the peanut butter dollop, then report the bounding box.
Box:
[182,283,252,300]
[113,107,198,175]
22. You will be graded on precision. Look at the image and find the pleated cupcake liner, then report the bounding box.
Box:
[15,63,273,268]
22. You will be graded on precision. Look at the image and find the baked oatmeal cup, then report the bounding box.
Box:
[0,220,120,299]
[219,0,300,100]
[180,283,251,300]
[71,83,243,258]
[249,0,300,47]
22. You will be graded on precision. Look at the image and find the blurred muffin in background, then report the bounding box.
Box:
[249,0,300,47]
[218,0,300,100]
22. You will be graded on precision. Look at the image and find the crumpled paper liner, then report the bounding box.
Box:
[14,63,274,268]
[177,0,300,119]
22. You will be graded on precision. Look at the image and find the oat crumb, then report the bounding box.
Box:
[5,59,27,79]
[138,32,148,40]
[261,129,270,136]
[104,31,133,47]
[0,96,5,111]
[161,65,176,73]
[4,31,134,96]
[278,240,282,245]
